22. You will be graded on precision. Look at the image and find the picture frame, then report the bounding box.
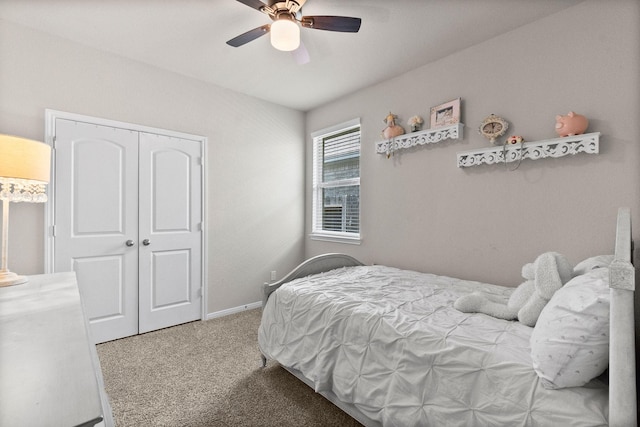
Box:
[430,98,461,128]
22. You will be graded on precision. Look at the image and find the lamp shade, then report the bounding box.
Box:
[0,135,51,183]
[270,18,300,51]
[0,134,51,203]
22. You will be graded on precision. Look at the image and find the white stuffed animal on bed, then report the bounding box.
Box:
[454,252,573,327]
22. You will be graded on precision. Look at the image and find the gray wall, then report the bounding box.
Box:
[0,19,305,314]
[305,0,640,287]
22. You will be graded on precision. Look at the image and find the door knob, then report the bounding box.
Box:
[125,240,135,247]
[142,239,151,246]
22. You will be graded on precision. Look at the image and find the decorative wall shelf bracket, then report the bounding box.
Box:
[456,132,600,168]
[376,123,464,155]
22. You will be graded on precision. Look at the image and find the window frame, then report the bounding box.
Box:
[310,118,361,244]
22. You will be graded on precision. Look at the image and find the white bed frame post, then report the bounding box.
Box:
[609,207,637,427]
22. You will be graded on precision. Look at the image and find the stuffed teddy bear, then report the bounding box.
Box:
[454,252,573,327]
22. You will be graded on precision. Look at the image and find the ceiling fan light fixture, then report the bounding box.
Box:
[270,18,300,51]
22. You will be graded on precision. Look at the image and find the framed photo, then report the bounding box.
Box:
[430,98,461,128]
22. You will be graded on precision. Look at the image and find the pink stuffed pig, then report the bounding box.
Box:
[555,112,589,137]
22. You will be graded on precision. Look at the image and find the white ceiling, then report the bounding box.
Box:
[0,0,582,111]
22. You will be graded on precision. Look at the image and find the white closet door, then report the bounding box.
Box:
[138,132,203,333]
[53,119,139,343]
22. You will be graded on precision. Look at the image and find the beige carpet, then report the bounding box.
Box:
[96,309,363,427]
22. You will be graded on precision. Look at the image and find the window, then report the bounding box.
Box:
[311,119,360,243]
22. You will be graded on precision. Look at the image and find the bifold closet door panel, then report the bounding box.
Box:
[137,132,203,334]
[53,118,139,344]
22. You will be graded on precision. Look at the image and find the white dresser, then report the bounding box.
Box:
[0,272,113,426]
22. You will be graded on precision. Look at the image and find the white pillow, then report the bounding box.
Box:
[530,268,609,389]
[573,255,614,276]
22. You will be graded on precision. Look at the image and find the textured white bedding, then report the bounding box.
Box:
[258,265,608,427]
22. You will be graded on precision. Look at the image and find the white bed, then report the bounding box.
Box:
[258,208,636,426]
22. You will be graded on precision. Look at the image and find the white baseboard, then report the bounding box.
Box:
[206,301,262,320]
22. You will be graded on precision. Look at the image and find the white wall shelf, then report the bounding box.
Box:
[456,132,600,168]
[376,123,464,156]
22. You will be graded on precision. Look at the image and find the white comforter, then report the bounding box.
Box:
[258,265,608,427]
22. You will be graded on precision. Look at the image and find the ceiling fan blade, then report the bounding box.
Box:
[235,0,269,13]
[292,40,310,65]
[300,16,362,32]
[226,24,271,47]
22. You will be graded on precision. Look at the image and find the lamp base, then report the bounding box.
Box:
[0,271,28,287]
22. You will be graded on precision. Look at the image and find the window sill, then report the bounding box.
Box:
[309,232,361,245]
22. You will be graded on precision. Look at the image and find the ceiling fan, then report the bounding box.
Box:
[226,0,362,58]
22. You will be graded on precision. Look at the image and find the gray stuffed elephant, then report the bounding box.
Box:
[454,252,573,327]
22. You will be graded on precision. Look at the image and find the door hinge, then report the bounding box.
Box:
[51,225,56,237]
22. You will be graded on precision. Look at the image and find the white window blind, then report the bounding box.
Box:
[311,120,360,243]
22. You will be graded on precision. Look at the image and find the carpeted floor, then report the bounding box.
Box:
[96,309,363,426]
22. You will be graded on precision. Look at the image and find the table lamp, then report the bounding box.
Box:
[0,134,51,287]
